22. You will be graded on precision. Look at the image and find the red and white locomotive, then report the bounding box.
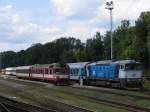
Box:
[16,63,69,85]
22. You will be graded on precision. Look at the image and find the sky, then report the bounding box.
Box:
[0,0,150,52]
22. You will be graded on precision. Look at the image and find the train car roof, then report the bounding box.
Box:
[89,60,112,65]
[5,67,16,70]
[32,63,61,68]
[16,66,32,69]
[67,62,89,68]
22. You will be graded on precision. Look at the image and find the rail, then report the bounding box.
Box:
[0,95,58,112]
[49,87,150,112]
[72,86,150,100]
[0,95,94,112]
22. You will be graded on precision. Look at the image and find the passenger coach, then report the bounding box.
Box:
[16,63,69,85]
[67,62,89,84]
[5,67,16,76]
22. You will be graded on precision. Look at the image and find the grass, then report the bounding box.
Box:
[25,85,129,112]
[1,78,150,111]
[48,86,150,108]
[15,80,150,109]
[0,78,130,112]
[0,84,36,104]
[136,100,150,109]
[9,78,150,97]
[144,81,150,90]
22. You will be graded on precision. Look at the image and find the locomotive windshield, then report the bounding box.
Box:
[54,68,68,75]
[124,63,142,70]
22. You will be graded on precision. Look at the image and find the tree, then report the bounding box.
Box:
[86,32,104,61]
[113,20,131,59]
[135,12,150,67]
[103,31,111,60]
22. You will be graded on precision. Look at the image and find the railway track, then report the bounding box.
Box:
[0,102,31,112]
[9,77,150,99]
[0,95,94,112]
[49,87,150,112]
[4,77,150,112]
[72,86,150,100]
[0,95,58,112]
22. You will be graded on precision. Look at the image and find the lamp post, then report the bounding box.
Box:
[0,53,2,69]
[106,1,114,60]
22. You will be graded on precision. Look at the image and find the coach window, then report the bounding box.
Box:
[74,69,77,74]
[45,69,48,74]
[37,69,39,74]
[77,69,79,75]
[49,69,51,74]
[72,69,74,75]
[75,69,77,74]
[74,69,76,74]
[72,69,75,75]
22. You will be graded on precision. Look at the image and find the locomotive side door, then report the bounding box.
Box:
[119,64,126,78]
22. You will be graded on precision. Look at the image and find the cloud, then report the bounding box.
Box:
[0,5,63,51]
[0,0,150,52]
[93,0,150,26]
[0,43,31,52]
[51,0,101,19]
[50,0,108,41]
[59,20,107,42]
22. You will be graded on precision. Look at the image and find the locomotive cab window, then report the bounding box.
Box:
[125,63,142,70]
[120,65,124,70]
[55,69,61,74]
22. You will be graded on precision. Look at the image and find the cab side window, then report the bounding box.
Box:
[120,65,124,70]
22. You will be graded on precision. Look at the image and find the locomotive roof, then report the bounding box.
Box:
[67,62,89,68]
[114,60,140,64]
[89,60,140,65]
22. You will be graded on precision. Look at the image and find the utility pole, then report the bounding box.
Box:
[106,1,114,60]
[0,53,1,69]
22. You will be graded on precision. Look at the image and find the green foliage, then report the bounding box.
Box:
[134,12,150,67]
[85,32,104,61]
[112,20,137,60]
